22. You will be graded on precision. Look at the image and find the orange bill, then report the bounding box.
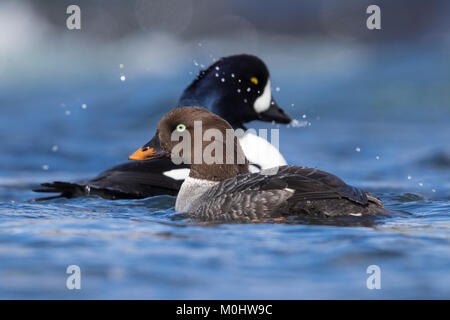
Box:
[128,133,167,161]
[128,147,156,160]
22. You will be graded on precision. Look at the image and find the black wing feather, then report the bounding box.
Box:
[204,165,368,205]
[33,159,188,200]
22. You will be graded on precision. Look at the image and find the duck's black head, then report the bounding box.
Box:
[178,54,292,129]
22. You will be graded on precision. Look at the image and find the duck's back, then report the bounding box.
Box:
[186,165,387,221]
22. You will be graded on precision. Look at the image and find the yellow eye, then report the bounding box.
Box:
[250,77,258,85]
[176,124,186,132]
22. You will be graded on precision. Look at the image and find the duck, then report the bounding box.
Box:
[33,54,292,200]
[128,107,391,222]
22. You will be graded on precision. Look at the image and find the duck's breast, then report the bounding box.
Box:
[238,132,287,171]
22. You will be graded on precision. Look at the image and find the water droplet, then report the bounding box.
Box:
[42,164,49,171]
[221,78,225,82]
[291,103,295,107]
[376,155,380,160]
[247,87,251,92]
[302,114,307,119]
[237,89,241,93]
[81,104,87,109]
[120,75,126,81]
[290,119,308,128]
[355,147,361,152]
[432,189,436,193]
[243,99,248,103]
[119,64,124,69]
[418,182,423,187]
[65,110,71,116]
[407,175,412,180]
[193,60,199,66]
[215,73,219,77]
[215,66,220,71]
[271,101,275,105]
[51,145,58,152]
[275,87,280,92]
[231,73,235,78]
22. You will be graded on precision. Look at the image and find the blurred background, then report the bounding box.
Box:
[1,0,449,180]
[0,0,449,299]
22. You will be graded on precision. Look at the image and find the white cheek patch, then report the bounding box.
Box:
[253,80,271,113]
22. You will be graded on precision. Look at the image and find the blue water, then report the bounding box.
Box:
[1,43,449,299]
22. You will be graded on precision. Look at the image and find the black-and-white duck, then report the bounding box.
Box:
[34,54,291,200]
[129,107,392,222]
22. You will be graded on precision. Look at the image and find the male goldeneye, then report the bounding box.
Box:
[34,54,291,200]
[129,107,391,222]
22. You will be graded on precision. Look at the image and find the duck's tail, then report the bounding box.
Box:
[366,193,384,207]
[32,181,87,201]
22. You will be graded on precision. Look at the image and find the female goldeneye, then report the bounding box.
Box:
[34,54,291,200]
[129,107,391,222]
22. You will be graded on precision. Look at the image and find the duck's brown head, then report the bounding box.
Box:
[129,107,249,181]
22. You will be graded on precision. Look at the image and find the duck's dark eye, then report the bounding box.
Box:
[176,124,186,132]
[250,77,258,85]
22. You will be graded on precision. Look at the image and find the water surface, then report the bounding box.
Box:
[1,43,449,299]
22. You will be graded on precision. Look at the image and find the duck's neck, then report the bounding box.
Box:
[175,163,249,213]
[179,75,248,131]
[175,176,219,212]
[189,162,249,182]
[187,132,250,181]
